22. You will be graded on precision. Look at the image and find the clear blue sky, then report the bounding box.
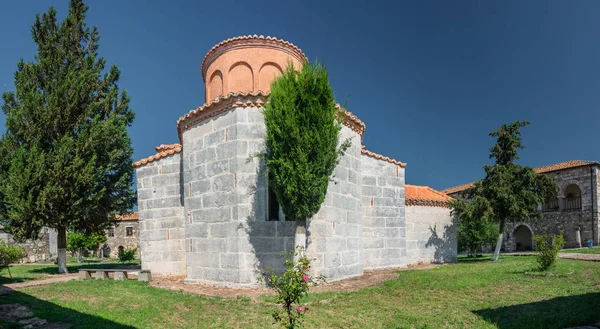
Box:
[1,0,599,191]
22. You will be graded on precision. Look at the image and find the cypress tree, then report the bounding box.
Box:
[264,61,349,248]
[0,0,135,273]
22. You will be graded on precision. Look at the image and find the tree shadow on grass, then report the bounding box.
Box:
[1,263,141,284]
[473,293,600,329]
[0,287,136,328]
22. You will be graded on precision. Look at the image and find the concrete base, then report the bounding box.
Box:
[114,271,128,281]
[95,271,109,280]
[138,271,152,282]
[78,271,91,281]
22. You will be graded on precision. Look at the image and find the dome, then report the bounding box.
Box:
[201,35,306,102]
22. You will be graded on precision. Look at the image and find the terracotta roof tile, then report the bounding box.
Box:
[115,212,139,221]
[406,184,453,208]
[176,91,367,143]
[201,35,307,80]
[132,144,182,168]
[441,160,599,194]
[361,146,406,167]
[532,160,597,174]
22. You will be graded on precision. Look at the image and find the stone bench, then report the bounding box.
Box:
[78,269,151,282]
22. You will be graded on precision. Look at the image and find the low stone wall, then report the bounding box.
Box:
[0,227,57,263]
[405,206,457,264]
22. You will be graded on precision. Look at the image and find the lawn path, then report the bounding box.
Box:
[3,274,77,289]
[558,253,600,261]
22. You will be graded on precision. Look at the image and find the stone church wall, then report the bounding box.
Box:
[405,206,456,264]
[360,154,406,269]
[137,154,186,275]
[306,125,364,281]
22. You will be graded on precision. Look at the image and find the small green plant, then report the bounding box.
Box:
[118,247,137,263]
[261,247,324,329]
[0,240,25,278]
[533,231,565,271]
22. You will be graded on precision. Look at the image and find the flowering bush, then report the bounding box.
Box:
[262,247,324,329]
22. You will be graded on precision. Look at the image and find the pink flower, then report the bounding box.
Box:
[302,275,308,282]
[297,306,303,312]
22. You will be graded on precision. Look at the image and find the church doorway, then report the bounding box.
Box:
[514,225,533,251]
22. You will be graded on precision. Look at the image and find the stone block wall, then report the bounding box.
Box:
[0,227,57,263]
[360,155,406,269]
[306,125,364,281]
[405,206,456,264]
[182,106,296,287]
[137,154,186,275]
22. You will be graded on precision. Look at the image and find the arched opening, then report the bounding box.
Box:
[564,184,582,211]
[258,62,283,92]
[118,246,124,257]
[208,70,223,101]
[228,62,253,93]
[514,225,533,251]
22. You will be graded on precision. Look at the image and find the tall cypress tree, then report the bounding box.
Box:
[264,61,350,250]
[0,0,135,273]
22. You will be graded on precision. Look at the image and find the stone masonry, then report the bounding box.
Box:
[0,227,57,263]
[444,161,600,251]
[133,35,457,287]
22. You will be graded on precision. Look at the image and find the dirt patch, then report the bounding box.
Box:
[559,253,600,262]
[150,264,438,299]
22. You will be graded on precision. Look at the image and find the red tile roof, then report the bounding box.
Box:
[361,146,406,167]
[132,144,182,168]
[201,35,307,80]
[441,160,599,194]
[406,185,453,208]
[115,212,139,221]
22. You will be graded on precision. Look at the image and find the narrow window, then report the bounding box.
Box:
[126,226,133,237]
[268,187,280,221]
[108,227,115,237]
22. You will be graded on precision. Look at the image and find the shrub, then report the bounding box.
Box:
[533,232,565,271]
[0,240,25,278]
[118,247,137,263]
[262,247,324,329]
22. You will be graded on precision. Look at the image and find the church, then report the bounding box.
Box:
[133,35,456,287]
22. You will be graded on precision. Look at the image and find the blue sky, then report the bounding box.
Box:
[1,0,599,191]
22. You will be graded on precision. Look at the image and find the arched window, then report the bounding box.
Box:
[564,184,582,211]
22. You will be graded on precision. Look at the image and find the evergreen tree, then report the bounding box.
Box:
[0,0,135,273]
[264,61,349,247]
[450,121,557,261]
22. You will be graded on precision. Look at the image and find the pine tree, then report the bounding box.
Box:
[263,61,349,248]
[0,0,135,273]
[450,121,557,261]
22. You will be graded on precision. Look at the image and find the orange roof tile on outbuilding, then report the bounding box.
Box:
[441,160,599,195]
[115,212,139,221]
[406,184,453,208]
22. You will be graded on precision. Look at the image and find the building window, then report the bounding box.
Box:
[126,226,133,237]
[268,187,280,221]
[108,227,115,237]
[564,184,582,211]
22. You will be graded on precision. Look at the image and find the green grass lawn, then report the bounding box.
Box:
[0,258,140,284]
[561,246,600,254]
[1,256,599,328]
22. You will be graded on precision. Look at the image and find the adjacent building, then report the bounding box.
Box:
[104,213,140,258]
[133,35,457,287]
[443,160,600,252]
